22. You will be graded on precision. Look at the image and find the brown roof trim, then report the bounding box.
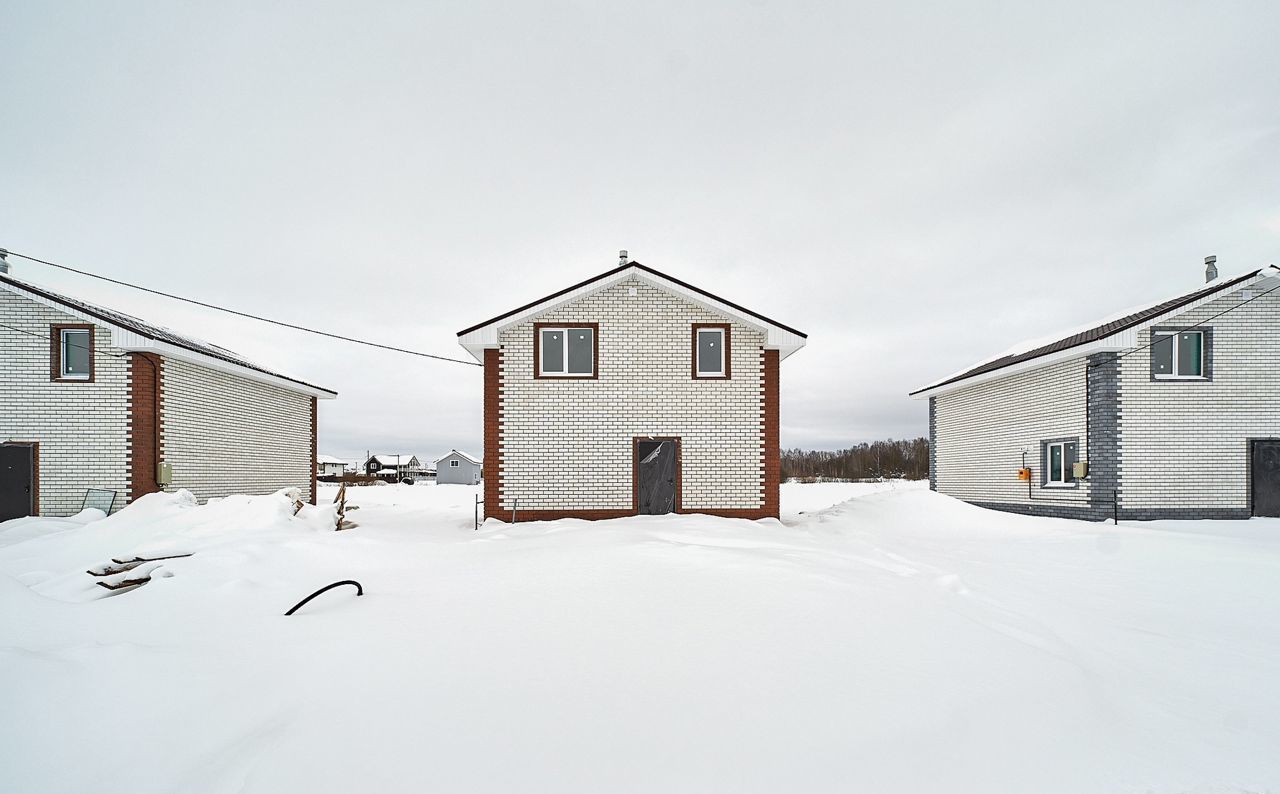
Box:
[1,273,336,396]
[456,261,807,339]
[910,268,1263,396]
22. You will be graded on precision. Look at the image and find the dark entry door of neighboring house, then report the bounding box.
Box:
[1252,441,1280,517]
[0,444,35,522]
[636,439,678,515]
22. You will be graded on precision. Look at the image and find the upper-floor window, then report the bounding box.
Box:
[1152,329,1208,379]
[693,323,731,379]
[449,459,460,468]
[52,325,93,382]
[536,324,596,378]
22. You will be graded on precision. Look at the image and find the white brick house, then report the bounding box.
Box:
[458,256,806,522]
[0,271,336,520]
[912,260,1280,520]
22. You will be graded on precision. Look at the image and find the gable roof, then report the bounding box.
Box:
[456,260,807,362]
[436,449,481,465]
[1,273,336,398]
[367,454,419,467]
[911,266,1278,398]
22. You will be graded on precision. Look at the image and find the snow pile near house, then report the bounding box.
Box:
[0,488,337,602]
[1,482,1278,793]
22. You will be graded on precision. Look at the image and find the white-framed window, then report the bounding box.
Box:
[537,326,595,377]
[58,327,92,380]
[1044,440,1078,486]
[1152,330,1205,379]
[694,324,730,378]
[449,459,460,468]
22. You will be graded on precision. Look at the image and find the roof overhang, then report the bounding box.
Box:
[457,262,807,363]
[911,268,1280,400]
[1,278,337,399]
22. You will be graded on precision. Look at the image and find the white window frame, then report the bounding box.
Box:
[449,459,460,468]
[59,328,92,380]
[537,326,595,377]
[1045,441,1073,486]
[1153,330,1205,379]
[695,327,726,378]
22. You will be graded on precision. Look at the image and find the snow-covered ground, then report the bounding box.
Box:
[2,481,1278,793]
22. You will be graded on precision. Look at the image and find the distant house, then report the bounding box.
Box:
[435,450,481,485]
[911,258,1280,520]
[364,454,420,481]
[316,455,346,478]
[457,254,806,521]
[0,264,337,520]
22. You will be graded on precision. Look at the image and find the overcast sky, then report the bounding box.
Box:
[3,1,1278,463]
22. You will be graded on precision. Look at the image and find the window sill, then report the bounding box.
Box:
[1042,482,1079,489]
[52,376,93,383]
[1153,375,1209,381]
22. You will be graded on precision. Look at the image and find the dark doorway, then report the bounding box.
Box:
[0,444,36,522]
[1252,440,1280,517]
[635,438,678,515]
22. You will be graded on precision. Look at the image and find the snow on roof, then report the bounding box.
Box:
[369,455,417,466]
[436,449,481,465]
[316,455,347,465]
[911,266,1276,396]
[0,273,336,398]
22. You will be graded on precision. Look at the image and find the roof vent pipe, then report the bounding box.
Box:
[1205,254,1218,283]
[0,248,9,275]
[619,250,629,265]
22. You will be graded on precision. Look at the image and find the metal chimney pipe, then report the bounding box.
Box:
[0,248,9,275]
[619,250,629,265]
[1205,255,1218,283]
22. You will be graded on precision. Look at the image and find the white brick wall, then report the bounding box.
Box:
[0,290,131,516]
[1119,288,1280,512]
[161,357,313,503]
[933,356,1092,511]
[497,277,766,511]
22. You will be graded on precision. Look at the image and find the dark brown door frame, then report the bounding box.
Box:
[1248,437,1280,517]
[632,436,682,514]
[1,441,39,517]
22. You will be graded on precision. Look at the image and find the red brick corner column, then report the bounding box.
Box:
[127,352,164,503]
[310,396,318,505]
[483,347,503,521]
[761,348,780,519]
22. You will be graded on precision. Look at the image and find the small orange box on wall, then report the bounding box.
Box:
[1017,468,1032,481]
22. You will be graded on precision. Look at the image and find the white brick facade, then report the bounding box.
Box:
[161,358,314,503]
[0,291,131,516]
[932,357,1094,514]
[928,275,1280,520]
[497,277,767,512]
[1118,289,1280,515]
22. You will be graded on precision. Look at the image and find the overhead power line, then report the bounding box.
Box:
[1,248,482,367]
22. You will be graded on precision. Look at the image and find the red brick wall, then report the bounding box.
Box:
[310,396,318,505]
[127,352,164,503]
[761,348,780,519]
[483,347,503,520]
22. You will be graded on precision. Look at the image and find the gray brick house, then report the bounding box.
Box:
[911,259,1280,520]
[458,254,806,522]
[1,269,336,520]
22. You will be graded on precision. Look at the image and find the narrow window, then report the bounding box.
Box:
[693,324,731,378]
[537,325,596,377]
[1152,330,1205,378]
[53,326,93,381]
[1044,440,1078,486]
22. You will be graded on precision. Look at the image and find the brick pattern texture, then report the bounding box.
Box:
[1118,288,1280,515]
[490,277,772,518]
[128,352,164,502]
[161,357,314,503]
[1,291,130,516]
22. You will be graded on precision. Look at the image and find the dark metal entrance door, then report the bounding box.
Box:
[0,445,35,522]
[1252,441,1280,517]
[636,440,677,515]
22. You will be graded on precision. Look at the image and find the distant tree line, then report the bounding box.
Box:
[781,438,930,481]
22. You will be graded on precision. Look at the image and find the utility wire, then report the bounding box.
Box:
[1,248,482,367]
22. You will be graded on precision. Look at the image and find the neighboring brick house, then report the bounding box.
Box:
[0,271,336,520]
[434,449,481,485]
[457,255,807,522]
[911,259,1280,520]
